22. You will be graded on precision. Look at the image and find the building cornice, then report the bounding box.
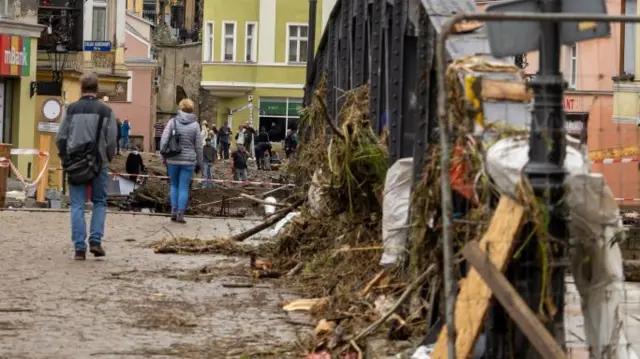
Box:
[0,19,46,39]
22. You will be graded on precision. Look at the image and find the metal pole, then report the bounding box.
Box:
[435,11,640,359]
[304,0,318,106]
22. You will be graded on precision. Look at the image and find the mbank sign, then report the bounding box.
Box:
[0,35,31,77]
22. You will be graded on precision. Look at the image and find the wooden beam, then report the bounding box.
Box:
[431,196,525,359]
[462,241,567,359]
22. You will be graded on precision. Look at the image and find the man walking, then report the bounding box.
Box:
[55,72,118,260]
[218,124,231,160]
[202,137,215,188]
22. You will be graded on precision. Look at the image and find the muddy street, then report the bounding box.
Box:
[0,211,307,359]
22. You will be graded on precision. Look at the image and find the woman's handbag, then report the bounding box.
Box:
[160,119,181,158]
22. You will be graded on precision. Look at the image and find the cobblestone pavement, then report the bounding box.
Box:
[0,211,306,359]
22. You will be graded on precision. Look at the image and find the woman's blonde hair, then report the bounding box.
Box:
[179,98,195,113]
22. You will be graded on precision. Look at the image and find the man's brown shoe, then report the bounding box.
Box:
[74,250,86,260]
[89,242,106,257]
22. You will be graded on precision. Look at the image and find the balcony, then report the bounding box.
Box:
[612,74,640,125]
[37,50,127,78]
[37,0,83,51]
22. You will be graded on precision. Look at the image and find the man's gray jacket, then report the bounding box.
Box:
[55,96,118,168]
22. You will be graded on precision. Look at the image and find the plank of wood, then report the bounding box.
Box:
[481,79,533,102]
[462,241,567,359]
[431,196,525,359]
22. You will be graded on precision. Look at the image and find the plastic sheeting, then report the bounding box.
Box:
[380,158,414,267]
[486,137,638,359]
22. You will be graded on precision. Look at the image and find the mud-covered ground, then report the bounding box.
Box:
[0,211,310,359]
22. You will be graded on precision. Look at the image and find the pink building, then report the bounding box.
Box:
[478,0,639,204]
[107,12,158,152]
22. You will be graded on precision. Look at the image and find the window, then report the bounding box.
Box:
[259,98,303,142]
[623,0,636,75]
[222,22,237,62]
[204,21,214,61]
[0,0,8,18]
[93,0,108,41]
[568,45,577,90]
[245,22,258,62]
[142,0,157,24]
[287,24,308,63]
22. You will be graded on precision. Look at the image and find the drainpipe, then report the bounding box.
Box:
[303,0,318,106]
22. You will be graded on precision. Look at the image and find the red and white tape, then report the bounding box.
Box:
[107,171,294,187]
[0,149,50,192]
[590,157,640,165]
[615,198,640,202]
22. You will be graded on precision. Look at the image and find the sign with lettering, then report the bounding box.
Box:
[38,121,59,133]
[83,41,112,52]
[0,35,31,77]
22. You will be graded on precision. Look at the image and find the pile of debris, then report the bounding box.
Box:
[107,151,289,216]
[151,58,637,359]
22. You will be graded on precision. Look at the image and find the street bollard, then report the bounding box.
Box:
[0,143,12,208]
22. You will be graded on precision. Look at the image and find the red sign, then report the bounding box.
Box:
[564,97,575,111]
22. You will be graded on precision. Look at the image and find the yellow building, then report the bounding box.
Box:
[201,0,324,141]
[0,8,44,177]
[35,0,130,189]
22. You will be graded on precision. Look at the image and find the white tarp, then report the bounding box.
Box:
[486,137,637,359]
[380,158,414,267]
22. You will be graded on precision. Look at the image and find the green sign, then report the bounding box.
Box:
[260,100,287,116]
[260,99,303,117]
[288,101,302,116]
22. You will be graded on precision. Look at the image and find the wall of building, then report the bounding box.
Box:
[127,13,154,40]
[125,32,151,58]
[109,69,155,151]
[155,42,202,113]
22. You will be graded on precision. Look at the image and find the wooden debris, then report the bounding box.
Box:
[230,199,303,241]
[431,196,526,359]
[452,21,483,34]
[481,79,533,102]
[340,264,437,355]
[359,270,388,297]
[240,193,292,208]
[286,262,304,277]
[250,254,273,271]
[315,319,337,337]
[462,241,567,359]
[282,297,331,313]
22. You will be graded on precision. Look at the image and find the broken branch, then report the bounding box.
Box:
[231,199,303,242]
[240,193,292,208]
[316,91,346,140]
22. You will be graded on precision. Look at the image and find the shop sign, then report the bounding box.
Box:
[0,35,31,77]
[38,122,59,133]
[288,101,303,116]
[260,99,304,116]
[260,100,287,116]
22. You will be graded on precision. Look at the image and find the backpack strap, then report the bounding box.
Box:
[94,105,110,153]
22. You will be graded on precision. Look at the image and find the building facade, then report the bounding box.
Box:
[126,0,201,41]
[107,12,158,152]
[35,0,129,188]
[0,1,44,175]
[478,0,638,204]
[201,0,324,141]
[611,0,640,205]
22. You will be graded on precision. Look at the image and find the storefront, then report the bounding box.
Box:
[259,98,303,142]
[0,24,42,175]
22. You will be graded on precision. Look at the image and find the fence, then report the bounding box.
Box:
[304,0,640,358]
